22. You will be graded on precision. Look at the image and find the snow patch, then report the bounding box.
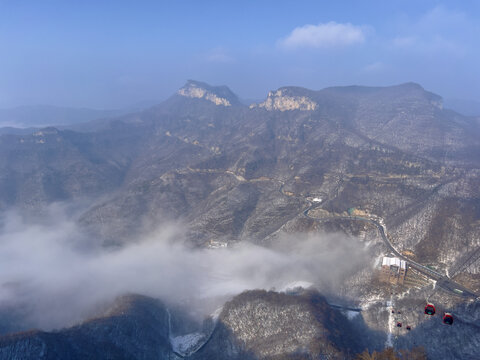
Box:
[210,306,223,322]
[385,297,394,348]
[170,333,206,356]
[373,255,382,268]
[344,310,360,320]
[279,281,314,293]
[360,294,383,309]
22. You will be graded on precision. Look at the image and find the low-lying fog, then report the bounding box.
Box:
[0,203,369,332]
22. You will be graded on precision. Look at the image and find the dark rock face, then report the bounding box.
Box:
[0,295,172,359]
[0,291,368,360]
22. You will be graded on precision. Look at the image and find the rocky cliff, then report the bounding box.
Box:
[0,291,372,360]
[0,295,171,359]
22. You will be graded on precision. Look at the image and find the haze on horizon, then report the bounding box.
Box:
[0,0,479,110]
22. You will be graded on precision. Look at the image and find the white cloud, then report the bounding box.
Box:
[0,205,368,332]
[392,36,417,48]
[392,34,465,56]
[419,5,467,33]
[279,22,366,49]
[390,6,474,56]
[204,47,235,63]
[362,61,386,73]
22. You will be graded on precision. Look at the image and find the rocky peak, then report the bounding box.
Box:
[251,86,318,111]
[177,80,240,107]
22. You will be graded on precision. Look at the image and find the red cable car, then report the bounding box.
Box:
[406,325,411,331]
[425,302,436,315]
[443,312,454,325]
[397,322,402,327]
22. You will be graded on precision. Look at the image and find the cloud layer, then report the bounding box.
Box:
[279,22,366,49]
[0,205,368,332]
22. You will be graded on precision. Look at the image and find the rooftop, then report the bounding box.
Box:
[382,256,406,269]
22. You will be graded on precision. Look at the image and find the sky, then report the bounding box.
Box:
[0,0,479,109]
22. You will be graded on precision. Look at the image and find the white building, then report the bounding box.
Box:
[380,256,407,285]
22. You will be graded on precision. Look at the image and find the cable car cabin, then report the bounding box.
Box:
[443,313,454,325]
[425,303,436,315]
[397,322,402,327]
[406,325,411,331]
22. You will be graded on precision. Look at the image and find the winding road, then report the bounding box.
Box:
[302,201,479,299]
[242,175,477,299]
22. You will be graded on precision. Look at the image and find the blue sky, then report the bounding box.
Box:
[0,0,479,108]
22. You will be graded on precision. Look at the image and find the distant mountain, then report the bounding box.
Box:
[0,126,39,136]
[0,105,126,128]
[444,98,480,116]
[0,100,163,130]
[126,99,160,112]
[0,101,161,132]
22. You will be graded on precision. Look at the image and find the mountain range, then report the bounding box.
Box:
[0,80,479,359]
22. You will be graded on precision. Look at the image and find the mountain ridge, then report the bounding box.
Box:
[1,80,480,359]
